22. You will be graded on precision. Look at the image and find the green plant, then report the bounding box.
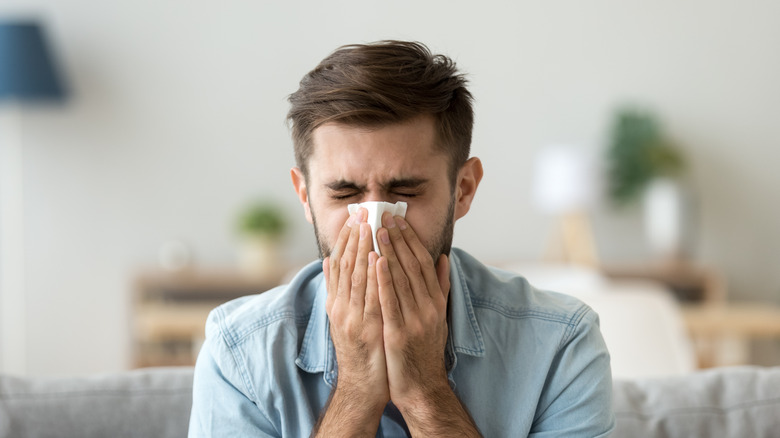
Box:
[236,199,288,240]
[606,107,685,206]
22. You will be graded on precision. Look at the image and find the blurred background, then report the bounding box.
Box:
[1,0,778,378]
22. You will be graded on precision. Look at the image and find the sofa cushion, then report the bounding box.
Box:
[612,366,780,438]
[3,365,779,437]
[0,367,194,438]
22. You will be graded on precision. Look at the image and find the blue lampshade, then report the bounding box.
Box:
[0,21,66,101]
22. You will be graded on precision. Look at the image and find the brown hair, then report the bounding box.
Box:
[287,40,473,184]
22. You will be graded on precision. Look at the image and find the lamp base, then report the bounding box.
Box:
[544,211,600,268]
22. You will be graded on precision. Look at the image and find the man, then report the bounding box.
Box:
[189,40,614,437]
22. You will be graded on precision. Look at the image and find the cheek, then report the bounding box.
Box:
[317,206,350,244]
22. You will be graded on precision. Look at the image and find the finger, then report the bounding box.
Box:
[323,257,332,314]
[328,213,356,311]
[350,219,372,312]
[376,256,403,327]
[337,211,363,305]
[395,216,442,303]
[376,218,418,316]
[364,251,382,322]
[378,212,428,309]
[436,254,451,304]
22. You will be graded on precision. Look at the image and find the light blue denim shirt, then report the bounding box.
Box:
[189,248,614,437]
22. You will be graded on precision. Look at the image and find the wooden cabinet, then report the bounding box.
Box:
[681,302,780,368]
[131,268,285,368]
[601,261,727,303]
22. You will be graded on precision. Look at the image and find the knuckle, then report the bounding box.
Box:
[410,320,425,337]
[380,271,394,287]
[395,274,411,291]
[405,257,421,274]
[385,330,405,346]
[423,308,439,326]
[339,257,353,273]
[364,307,382,319]
[351,271,365,287]
[343,319,360,339]
[390,230,404,243]
[382,294,399,312]
[419,255,434,271]
[328,305,343,322]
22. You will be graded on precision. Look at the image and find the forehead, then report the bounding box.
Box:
[307,116,448,182]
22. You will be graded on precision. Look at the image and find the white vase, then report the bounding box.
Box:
[642,177,693,261]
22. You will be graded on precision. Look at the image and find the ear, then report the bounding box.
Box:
[454,157,483,221]
[291,167,313,224]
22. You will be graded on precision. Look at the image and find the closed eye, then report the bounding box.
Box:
[331,192,358,200]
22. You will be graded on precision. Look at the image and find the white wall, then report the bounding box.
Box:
[1,0,778,376]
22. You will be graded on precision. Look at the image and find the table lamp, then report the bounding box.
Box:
[0,20,67,374]
[531,144,600,267]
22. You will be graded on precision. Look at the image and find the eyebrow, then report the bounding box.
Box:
[325,177,428,192]
[385,178,428,191]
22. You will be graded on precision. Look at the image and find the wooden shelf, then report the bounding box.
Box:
[601,260,727,303]
[681,302,780,368]
[682,303,780,338]
[131,267,284,368]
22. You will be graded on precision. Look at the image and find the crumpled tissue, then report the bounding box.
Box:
[347,201,407,256]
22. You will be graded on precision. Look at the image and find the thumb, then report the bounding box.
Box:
[436,254,450,301]
[323,257,335,314]
[322,257,330,284]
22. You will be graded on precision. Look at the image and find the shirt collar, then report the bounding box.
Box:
[295,248,485,385]
[295,269,337,386]
[447,247,486,357]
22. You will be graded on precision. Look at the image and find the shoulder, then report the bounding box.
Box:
[205,260,324,348]
[451,248,596,332]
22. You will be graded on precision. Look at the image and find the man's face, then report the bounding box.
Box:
[295,116,456,261]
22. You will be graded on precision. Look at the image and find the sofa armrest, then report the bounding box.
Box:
[0,367,194,438]
[612,366,780,437]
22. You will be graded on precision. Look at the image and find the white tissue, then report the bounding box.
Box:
[347,201,408,256]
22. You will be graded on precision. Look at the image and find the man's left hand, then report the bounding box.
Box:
[375,212,451,406]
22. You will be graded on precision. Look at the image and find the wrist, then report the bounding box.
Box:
[333,378,389,414]
[394,382,482,437]
[314,384,387,437]
[393,377,452,416]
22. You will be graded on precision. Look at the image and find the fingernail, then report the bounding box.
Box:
[346,213,355,227]
[380,229,390,245]
[368,252,377,266]
[360,223,369,240]
[383,213,396,229]
[396,217,407,230]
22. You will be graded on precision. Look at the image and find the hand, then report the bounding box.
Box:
[317,210,480,437]
[323,208,389,406]
[374,212,451,407]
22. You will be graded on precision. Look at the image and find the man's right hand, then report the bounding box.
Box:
[314,209,389,436]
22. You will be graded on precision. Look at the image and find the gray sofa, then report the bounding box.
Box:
[1,366,779,437]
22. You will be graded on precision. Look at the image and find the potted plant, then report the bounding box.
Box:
[605,107,691,260]
[236,199,288,280]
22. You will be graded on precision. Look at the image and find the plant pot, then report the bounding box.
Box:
[238,236,282,281]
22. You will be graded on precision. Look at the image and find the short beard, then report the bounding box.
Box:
[312,194,456,263]
[312,211,330,260]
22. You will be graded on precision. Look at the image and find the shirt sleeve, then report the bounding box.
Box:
[188,313,280,437]
[530,306,616,437]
